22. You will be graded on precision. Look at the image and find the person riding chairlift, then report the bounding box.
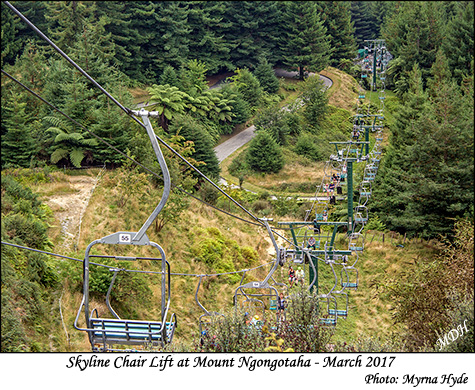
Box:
[323,209,328,222]
[352,126,361,141]
[288,265,296,288]
[307,236,316,250]
[277,292,287,317]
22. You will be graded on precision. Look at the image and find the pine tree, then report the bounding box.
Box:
[95,1,138,78]
[108,1,156,82]
[178,59,209,97]
[300,75,329,128]
[246,130,284,174]
[220,1,261,70]
[66,16,118,87]
[219,83,251,128]
[44,1,96,51]
[186,1,234,74]
[1,2,21,66]
[159,65,180,88]
[382,1,445,87]
[2,1,50,65]
[317,1,357,68]
[1,98,36,168]
[372,60,474,238]
[169,114,220,180]
[279,1,332,79]
[250,1,282,66]
[229,68,263,111]
[151,1,191,74]
[253,57,280,94]
[350,1,378,48]
[442,1,474,85]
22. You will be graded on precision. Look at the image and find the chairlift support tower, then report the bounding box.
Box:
[364,39,387,91]
[278,221,353,295]
[329,140,369,230]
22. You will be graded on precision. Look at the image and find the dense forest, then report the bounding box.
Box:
[1,1,473,353]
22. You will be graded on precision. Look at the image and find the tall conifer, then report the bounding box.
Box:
[279,1,332,79]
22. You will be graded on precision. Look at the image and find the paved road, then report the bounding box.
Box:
[274,68,333,90]
[214,125,256,162]
[214,69,333,163]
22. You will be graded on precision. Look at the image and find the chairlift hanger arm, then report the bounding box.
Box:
[105,268,123,320]
[129,109,171,243]
[195,275,210,316]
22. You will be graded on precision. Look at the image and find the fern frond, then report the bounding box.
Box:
[70,149,85,168]
[50,148,68,164]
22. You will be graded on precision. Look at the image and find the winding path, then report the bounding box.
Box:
[214,69,333,163]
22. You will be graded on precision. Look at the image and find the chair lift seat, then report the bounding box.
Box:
[320,317,337,326]
[90,317,176,345]
[328,309,348,317]
[270,299,277,311]
[342,282,358,288]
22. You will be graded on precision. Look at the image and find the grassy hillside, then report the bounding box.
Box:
[3,66,462,352]
[6,166,443,352]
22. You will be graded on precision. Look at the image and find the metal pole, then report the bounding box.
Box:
[347,161,354,232]
[372,43,377,91]
[132,110,171,243]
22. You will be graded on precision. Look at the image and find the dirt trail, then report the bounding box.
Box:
[44,175,97,251]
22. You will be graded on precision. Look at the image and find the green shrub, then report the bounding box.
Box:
[364,215,386,231]
[195,308,267,352]
[190,227,258,283]
[2,213,52,250]
[275,289,334,352]
[195,289,334,352]
[294,132,321,161]
[246,131,284,173]
[438,292,474,352]
[272,195,300,217]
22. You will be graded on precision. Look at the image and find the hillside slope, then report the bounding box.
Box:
[5,67,441,352]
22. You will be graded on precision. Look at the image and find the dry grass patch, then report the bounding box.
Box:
[129,86,151,104]
[245,160,325,195]
[320,66,359,112]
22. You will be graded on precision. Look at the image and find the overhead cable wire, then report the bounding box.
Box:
[1,8,298,249]
[1,70,295,254]
[1,241,273,278]
[3,1,133,119]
